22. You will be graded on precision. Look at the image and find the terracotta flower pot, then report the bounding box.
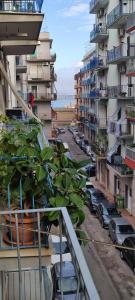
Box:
[4,213,37,245]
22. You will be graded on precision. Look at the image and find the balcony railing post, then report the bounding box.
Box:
[15,213,23,300]
[59,214,64,300]
[37,212,42,300]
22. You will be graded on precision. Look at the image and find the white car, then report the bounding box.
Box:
[51,235,71,265]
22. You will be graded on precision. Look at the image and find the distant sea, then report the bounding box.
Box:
[52,98,75,108]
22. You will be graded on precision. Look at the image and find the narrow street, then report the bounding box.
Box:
[61,129,135,300]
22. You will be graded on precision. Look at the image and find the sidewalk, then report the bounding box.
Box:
[91,178,135,229]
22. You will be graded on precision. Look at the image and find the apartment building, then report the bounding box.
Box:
[26,32,57,137]
[0,0,44,114]
[89,0,135,213]
[75,0,135,214]
[74,71,82,123]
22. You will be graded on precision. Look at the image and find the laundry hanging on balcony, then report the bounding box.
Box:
[107,143,120,164]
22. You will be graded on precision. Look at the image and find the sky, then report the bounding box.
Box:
[42,0,95,101]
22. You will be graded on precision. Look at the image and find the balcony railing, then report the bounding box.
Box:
[110,163,133,176]
[18,92,54,103]
[89,87,108,99]
[126,146,135,162]
[80,105,85,111]
[0,0,43,13]
[126,105,135,121]
[107,44,135,64]
[0,207,100,300]
[89,0,109,14]
[127,12,135,32]
[90,24,108,43]
[108,120,133,139]
[107,1,135,29]
[108,84,135,98]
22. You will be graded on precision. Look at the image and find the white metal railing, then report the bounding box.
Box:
[126,146,135,162]
[0,207,100,300]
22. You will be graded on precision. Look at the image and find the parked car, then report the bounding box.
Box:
[51,235,71,265]
[96,202,120,228]
[82,181,94,194]
[58,128,65,134]
[86,164,96,177]
[75,136,80,144]
[81,140,89,152]
[109,217,135,245]
[87,188,106,213]
[51,261,84,299]
[120,236,135,274]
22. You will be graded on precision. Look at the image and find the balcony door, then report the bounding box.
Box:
[31,86,37,98]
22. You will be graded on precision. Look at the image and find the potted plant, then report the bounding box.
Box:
[0,117,88,245]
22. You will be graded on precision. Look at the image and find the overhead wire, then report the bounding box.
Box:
[0,221,135,252]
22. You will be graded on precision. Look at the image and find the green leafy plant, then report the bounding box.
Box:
[0,117,88,242]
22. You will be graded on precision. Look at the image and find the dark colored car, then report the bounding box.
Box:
[87,188,106,213]
[81,140,89,152]
[86,165,96,177]
[96,202,120,228]
[51,261,83,299]
[120,236,135,274]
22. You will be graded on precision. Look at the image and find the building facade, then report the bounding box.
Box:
[74,0,135,216]
[52,107,76,127]
[0,0,44,114]
[26,32,57,137]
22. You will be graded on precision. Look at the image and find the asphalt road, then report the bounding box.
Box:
[60,129,135,300]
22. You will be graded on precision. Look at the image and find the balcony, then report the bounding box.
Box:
[16,58,27,74]
[0,207,99,300]
[107,1,135,29]
[0,0,44,55]
[107,162,133,177]
[80,105,85,111]
[94,56,108,72]
[90,24,108,43]
[125,145,135,170]
[28,74,51,83]
[108,120,133,141]
[89,87,108,99]
[127,12,135,32]
[126,105,135,122]
[107,44,135,64]
[0,121,101,299]
[89,0,109,14]
[107,84,135,99]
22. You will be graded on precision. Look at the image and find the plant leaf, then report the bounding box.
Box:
[41,147,54,161]
[69,193,84,209]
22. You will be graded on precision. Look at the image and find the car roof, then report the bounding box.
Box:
[53,261,76,278]
[111,217,131,226]
[90,188,104,194]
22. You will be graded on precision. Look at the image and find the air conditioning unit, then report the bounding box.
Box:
[118,65,126,74]
[118,28,125,38]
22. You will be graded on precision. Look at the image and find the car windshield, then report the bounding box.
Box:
[58,278,77,293]
[86,185,93,189]
[93,192,104,198]
[118,225,134,234]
